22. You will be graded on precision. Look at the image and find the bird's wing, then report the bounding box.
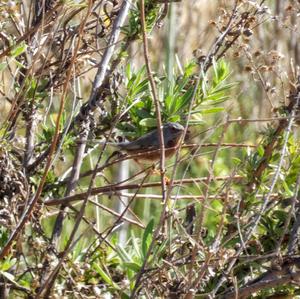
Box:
[118,130,159,151]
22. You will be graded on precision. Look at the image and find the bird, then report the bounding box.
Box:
[82,122,186,168]
[114,122,185,163]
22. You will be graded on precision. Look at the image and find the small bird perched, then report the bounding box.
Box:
[88,122,186,181]
[115,122,185,163]
[84,122,185,167]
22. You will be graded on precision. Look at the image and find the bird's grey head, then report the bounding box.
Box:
[163,122,185,139]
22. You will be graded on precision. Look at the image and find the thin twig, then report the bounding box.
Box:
[44,175,244,206]
[0,4,80,261]
[211,84,299,297]
[130,0,169,295]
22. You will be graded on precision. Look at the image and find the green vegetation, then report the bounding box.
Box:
[1,1,300,298]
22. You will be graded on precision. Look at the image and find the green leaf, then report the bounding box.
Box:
[189,107,224,115]
[139,118,157,127]
[167,115,181,122]
[123,262,141,272]
[164,94,173,114]
[273,210,287,223]
[257,145,264,157]
[14,59,26,69]
[282,180,293,197]
[212,82,237,93]
[0,257,16,272]
[173,87,194,114]
[135,108,151,119]
[121,293,130,299]
[125,63,131,79]
[199,107,224,114]
[186,120,205,125]
[142,219,154,258]
[116,245,131,263]
[183,61,196,77]
[173,76,189,95]
[202,96,230,105]
[11,43,27,58]
[212,57,218,79]
[130,232,142,260]
[93,263,120,290]
[213,59,230,84]
[134,79,149,95]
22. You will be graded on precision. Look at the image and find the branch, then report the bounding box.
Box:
[223,258,300,299]
[44,175,243,206]
[0,2,84,261]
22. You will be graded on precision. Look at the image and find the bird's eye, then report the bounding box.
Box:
[173,126,182,132]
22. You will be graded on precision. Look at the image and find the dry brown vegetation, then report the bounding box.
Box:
[1,0,300,298]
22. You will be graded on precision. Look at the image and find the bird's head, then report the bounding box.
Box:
[163,122,185,144]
